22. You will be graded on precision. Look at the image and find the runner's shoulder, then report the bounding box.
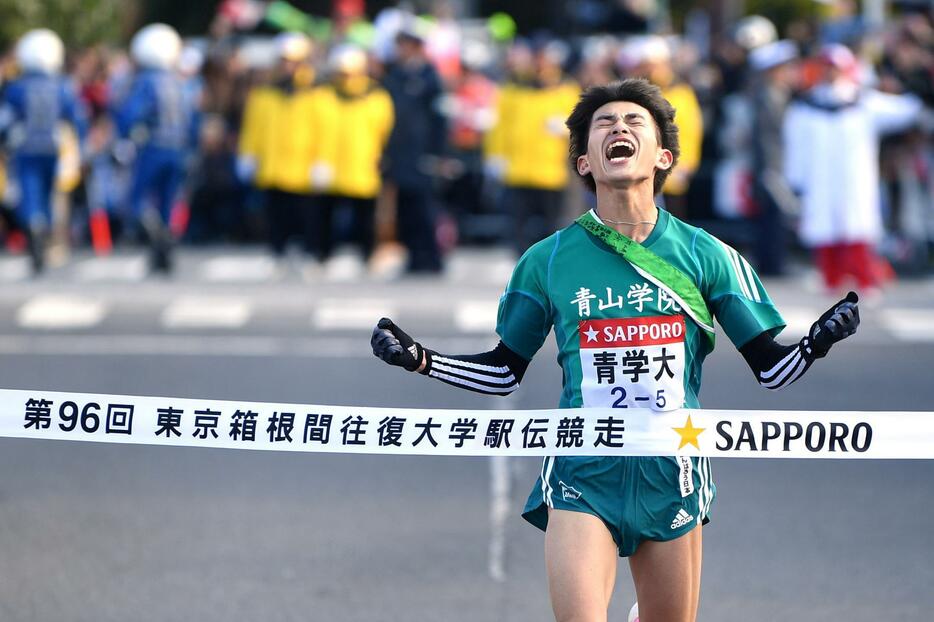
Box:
[507,225,583,289]
[663,211,704,244]
[514,227,572,268]
[665,213,734,263]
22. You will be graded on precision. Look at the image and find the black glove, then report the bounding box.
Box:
[809,291,860,358]
[371,318,425,372]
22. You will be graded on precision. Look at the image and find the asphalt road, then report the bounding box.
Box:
[0,248,932,622]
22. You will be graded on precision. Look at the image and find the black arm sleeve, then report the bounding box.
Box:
[419,341,530,396]
[740,291,861,390]
[739,332,819,391]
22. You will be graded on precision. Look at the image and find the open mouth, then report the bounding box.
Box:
[605,139,635,162]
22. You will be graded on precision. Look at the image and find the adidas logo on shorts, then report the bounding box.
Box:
[670,508,694,530]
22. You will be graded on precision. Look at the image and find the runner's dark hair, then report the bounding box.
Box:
[566,78,680,196]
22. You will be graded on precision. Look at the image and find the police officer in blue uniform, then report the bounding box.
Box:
[0,29,87,273]
[115,23,197,273]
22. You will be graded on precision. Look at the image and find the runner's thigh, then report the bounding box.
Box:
[545,508,618,622]
[628,526,702,622]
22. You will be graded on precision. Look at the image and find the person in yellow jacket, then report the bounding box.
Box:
[237,32,317,257]
[485,40,579,255]
[622,35,703,219]
[305,44,393,262]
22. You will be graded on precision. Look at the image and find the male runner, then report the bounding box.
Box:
[371,79,859,622]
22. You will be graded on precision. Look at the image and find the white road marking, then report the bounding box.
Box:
[16,296,107,329]
[486,258,517,285]
[455,301,499,333]
[201,255,280,282]
[488,396,515,583]
[313,299,396,330]
[324,253,365,282]
[883,309,934,342]
[446,253,515,286]
[75,256,146,281]
[0,257,31,281]
[488,454,511,583]
[0,335,280,356]
[0,335,492,357]
[162,297,252,329]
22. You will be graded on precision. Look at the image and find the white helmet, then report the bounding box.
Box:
[734,15,777,51]
[275,32,312,62]
[16,29,65,75]
[628,34,672,64]
[131,23,182,70]
[329,44,367,74]
[616,35,670,72]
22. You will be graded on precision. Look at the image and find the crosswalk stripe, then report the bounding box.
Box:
[0,257,30,281]
[162,297,252,329]
[201,256,280,282]
[75,256,146,281]
[312,299,396,330]
[17,295,107,329]
[445,255,515,285]
[0,334,494,357]
[324,253,366,282]
[882,309,934,342]
[455,301,499,333]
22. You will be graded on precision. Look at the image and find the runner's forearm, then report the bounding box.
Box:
[419,342,530,396]
[740,293,860,391]
[739,332,817,391]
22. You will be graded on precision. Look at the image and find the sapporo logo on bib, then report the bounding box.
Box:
[579,315,685,411]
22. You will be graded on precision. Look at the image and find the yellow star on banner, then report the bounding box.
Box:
[672,415,705,450]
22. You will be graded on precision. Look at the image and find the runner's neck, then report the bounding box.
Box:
[592,183,659,243]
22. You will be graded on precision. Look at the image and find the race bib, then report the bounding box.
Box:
[579,315,686,412]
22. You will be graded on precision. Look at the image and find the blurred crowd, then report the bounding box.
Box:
[0,0,930,293]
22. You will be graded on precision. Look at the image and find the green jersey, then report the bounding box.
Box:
[497,208,786,410]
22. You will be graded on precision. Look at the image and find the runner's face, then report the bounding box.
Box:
[577,101,672,191]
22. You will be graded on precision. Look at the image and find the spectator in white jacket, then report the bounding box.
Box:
[784,44,923,295]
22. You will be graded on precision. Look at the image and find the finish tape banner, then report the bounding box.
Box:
[1,388,933,459]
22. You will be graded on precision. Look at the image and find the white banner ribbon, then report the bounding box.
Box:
[1,388,932,459]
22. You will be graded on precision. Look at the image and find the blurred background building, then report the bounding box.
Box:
[0,0,929,291]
